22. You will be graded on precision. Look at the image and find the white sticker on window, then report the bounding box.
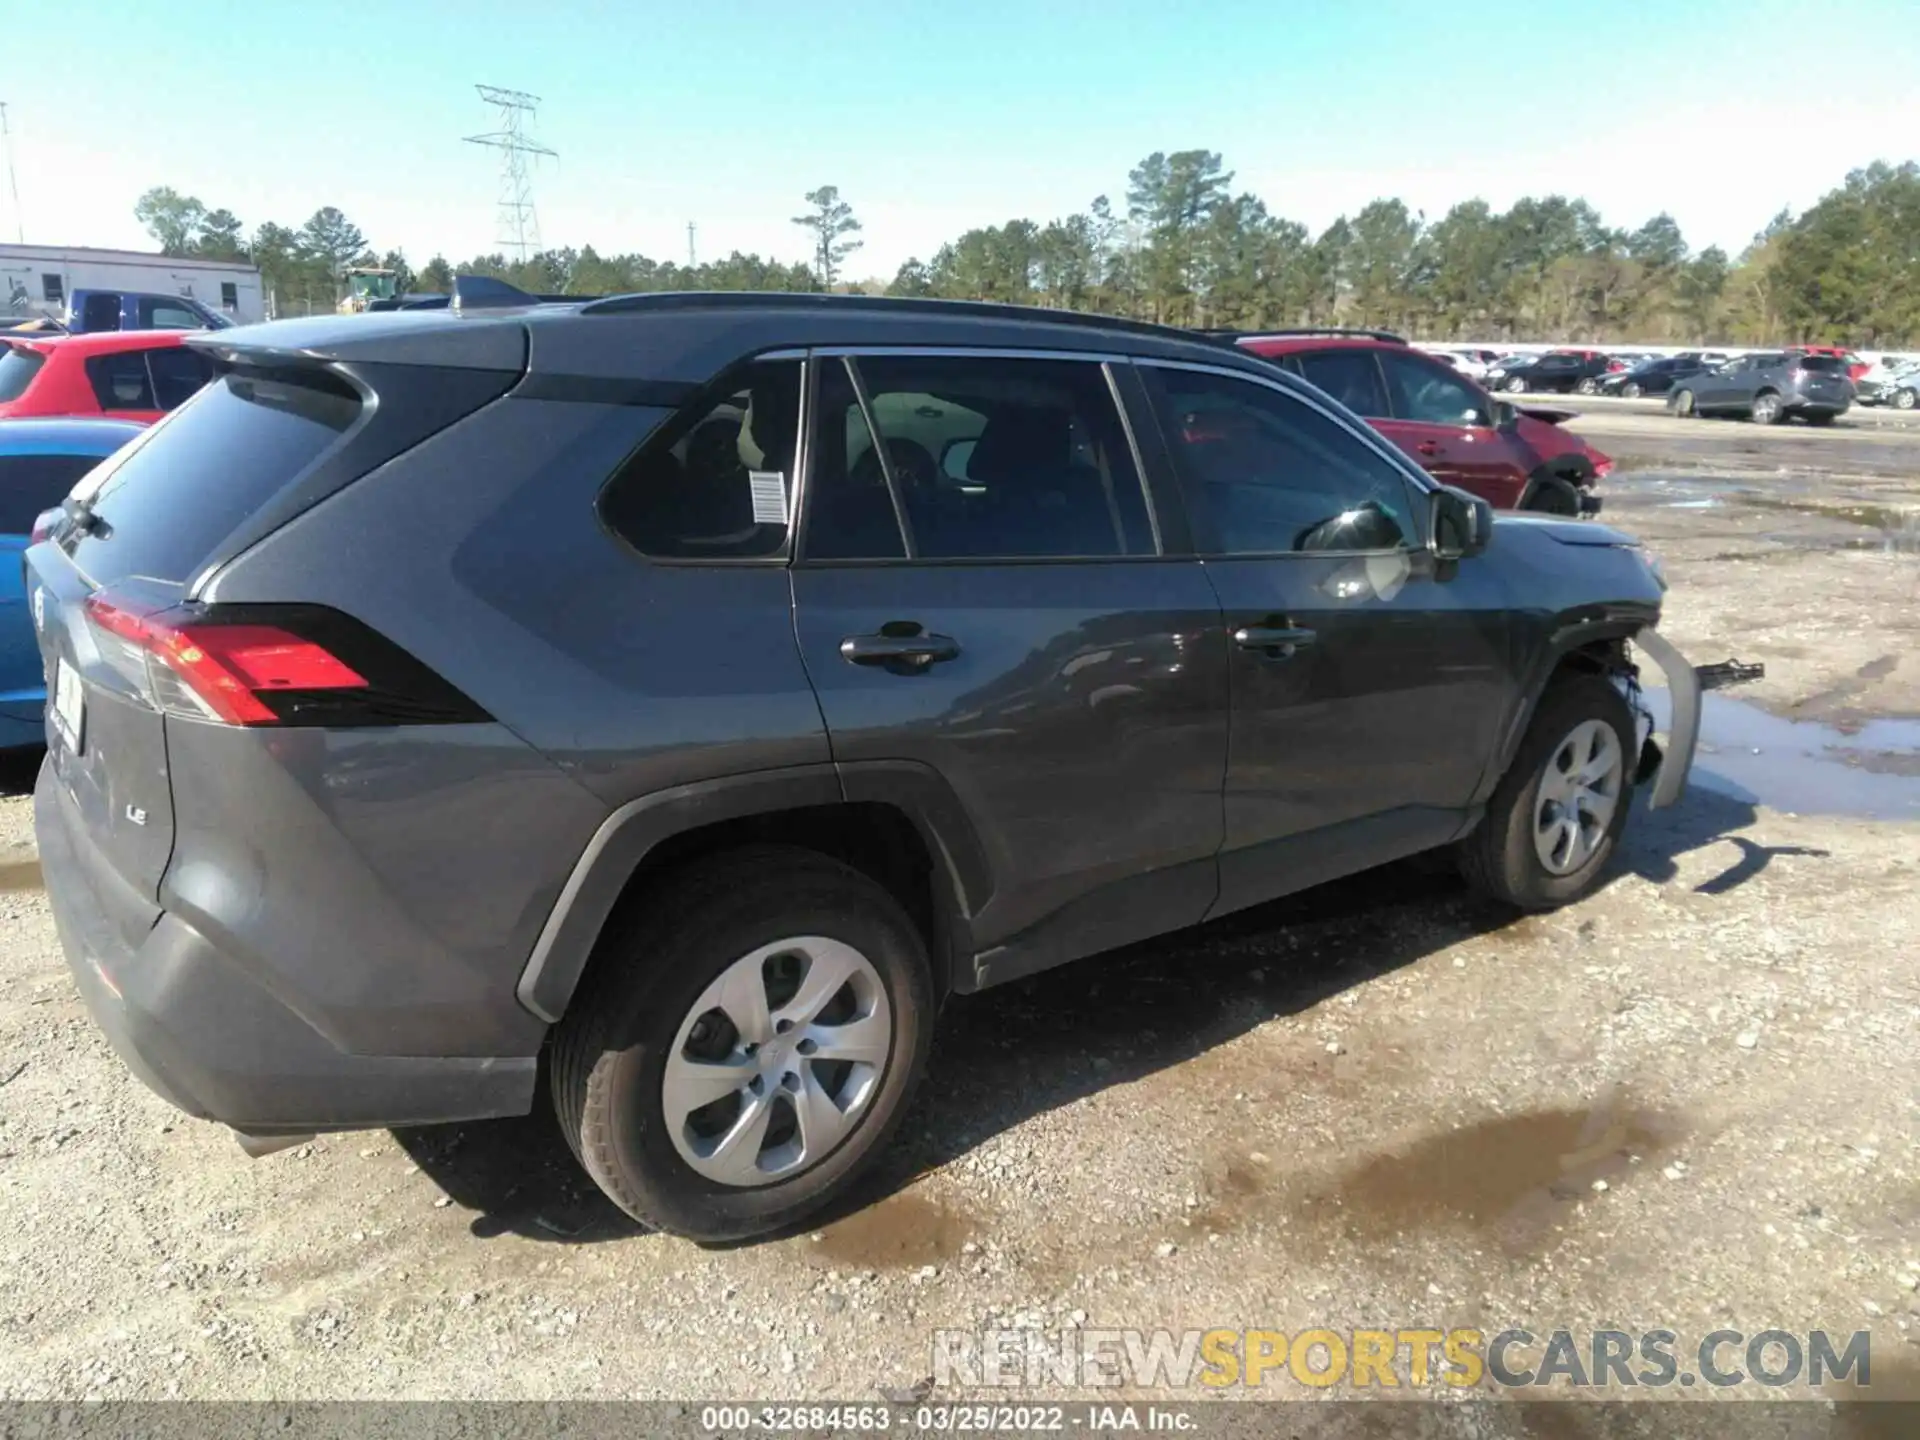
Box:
[748,470,788,526]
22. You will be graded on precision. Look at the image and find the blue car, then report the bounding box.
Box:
[1,418,144,747]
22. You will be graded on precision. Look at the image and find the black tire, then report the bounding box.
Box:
[1456,674,1636,911]
[1524,475,1583,516]
[1669,388,1697,418]
[1621,382,1642,400]
[551,845,935,1241]
[1576,377,1599,395]
[1751,390,1784,425]
[1895,387,1917,411]
[1505,375,1528,393]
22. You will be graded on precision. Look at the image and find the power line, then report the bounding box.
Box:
[463,85,556,263]
[0,102,23,243]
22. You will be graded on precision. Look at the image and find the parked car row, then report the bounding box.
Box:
[1420,344,1898,396]
[19,282,1705,1242]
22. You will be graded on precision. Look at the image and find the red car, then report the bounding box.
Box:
[1227,330,1612,514]
[0,330,216,424]
[1788,345,1869,383]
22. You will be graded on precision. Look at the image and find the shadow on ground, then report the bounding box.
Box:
[0,748,42,798]
[404,782,1767,1247]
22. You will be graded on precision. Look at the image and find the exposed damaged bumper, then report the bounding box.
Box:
[1630,631,1765,810]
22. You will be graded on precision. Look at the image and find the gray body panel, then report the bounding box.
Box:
[25,294,1684,1137]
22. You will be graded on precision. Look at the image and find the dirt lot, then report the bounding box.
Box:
[0,403,1916,1413]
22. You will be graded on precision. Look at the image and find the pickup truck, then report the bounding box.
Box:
[23,290,236,336]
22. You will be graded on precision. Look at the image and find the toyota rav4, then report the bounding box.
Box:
[28,288,1701,1241]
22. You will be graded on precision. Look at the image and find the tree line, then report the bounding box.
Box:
[134,154,1920,345]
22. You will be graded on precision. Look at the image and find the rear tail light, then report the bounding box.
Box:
[81,589,488,728]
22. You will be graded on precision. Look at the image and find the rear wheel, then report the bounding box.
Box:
[1576,377,1599,395]
[1505,375,1528,394]
[551,846,935,1240]
[1669,388,1697,418]
[1751,390,1784,425]
[1895,387,1917,410]
[1457,675,1635,910]
[1621,382,1642,400]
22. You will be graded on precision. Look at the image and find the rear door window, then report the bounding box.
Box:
[85,351,157,410]
[804,354,1154,561]
[0,345,46,402]
[65,367,363,585]
[1294,350,1389,417]
[0,453,101,534]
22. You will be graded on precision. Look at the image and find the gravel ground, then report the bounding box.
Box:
[0,406,1916,1411]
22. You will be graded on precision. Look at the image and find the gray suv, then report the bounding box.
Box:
[27,288,1702,1240]
[1667,351,1854,424]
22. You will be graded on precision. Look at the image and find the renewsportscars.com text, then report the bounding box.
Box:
[931,1326,1874,1391]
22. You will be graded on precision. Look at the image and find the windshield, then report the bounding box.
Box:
[1796,355,1846,373]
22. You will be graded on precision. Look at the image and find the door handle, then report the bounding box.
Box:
[1415,441,1442,457]
[840,631,961,668]
[1233,625,1318,659]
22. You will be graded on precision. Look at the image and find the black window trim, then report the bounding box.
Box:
[1136,356,1437,563]
[792,344,1171,569]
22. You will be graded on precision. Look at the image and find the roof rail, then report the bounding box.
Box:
[1202,326,1408,345]
[575,289,1212,344]
[449,274,596,312]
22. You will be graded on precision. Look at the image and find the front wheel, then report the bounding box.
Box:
[1895,387,1917,410]
[1505,375,1528,393]
[1457,674,1636,910]
[551,846,935,1240]
[1576,377,1599,395]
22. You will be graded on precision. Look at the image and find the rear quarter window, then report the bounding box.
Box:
[65,366,362,585]
[0,345,46,403]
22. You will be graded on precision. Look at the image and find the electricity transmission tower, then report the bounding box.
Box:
[463,85,556,262]
[0,102,23,243]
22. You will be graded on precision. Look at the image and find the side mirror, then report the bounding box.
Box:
[1430,485,1493,562]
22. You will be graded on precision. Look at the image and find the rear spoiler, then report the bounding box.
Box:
[450,274,604,312]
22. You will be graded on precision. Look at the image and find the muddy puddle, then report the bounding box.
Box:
[0,857,41,893]
[1611,471,1920,553]
[804,1187,975,1269]
[1309,1094,1674,1251]
[1643,689,1920,820]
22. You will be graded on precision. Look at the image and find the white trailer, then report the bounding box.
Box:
[0,244,264,326]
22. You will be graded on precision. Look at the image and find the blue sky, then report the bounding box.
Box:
[5,0,1919,280]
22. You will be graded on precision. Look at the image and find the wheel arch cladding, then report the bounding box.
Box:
[516,762,990,1022]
